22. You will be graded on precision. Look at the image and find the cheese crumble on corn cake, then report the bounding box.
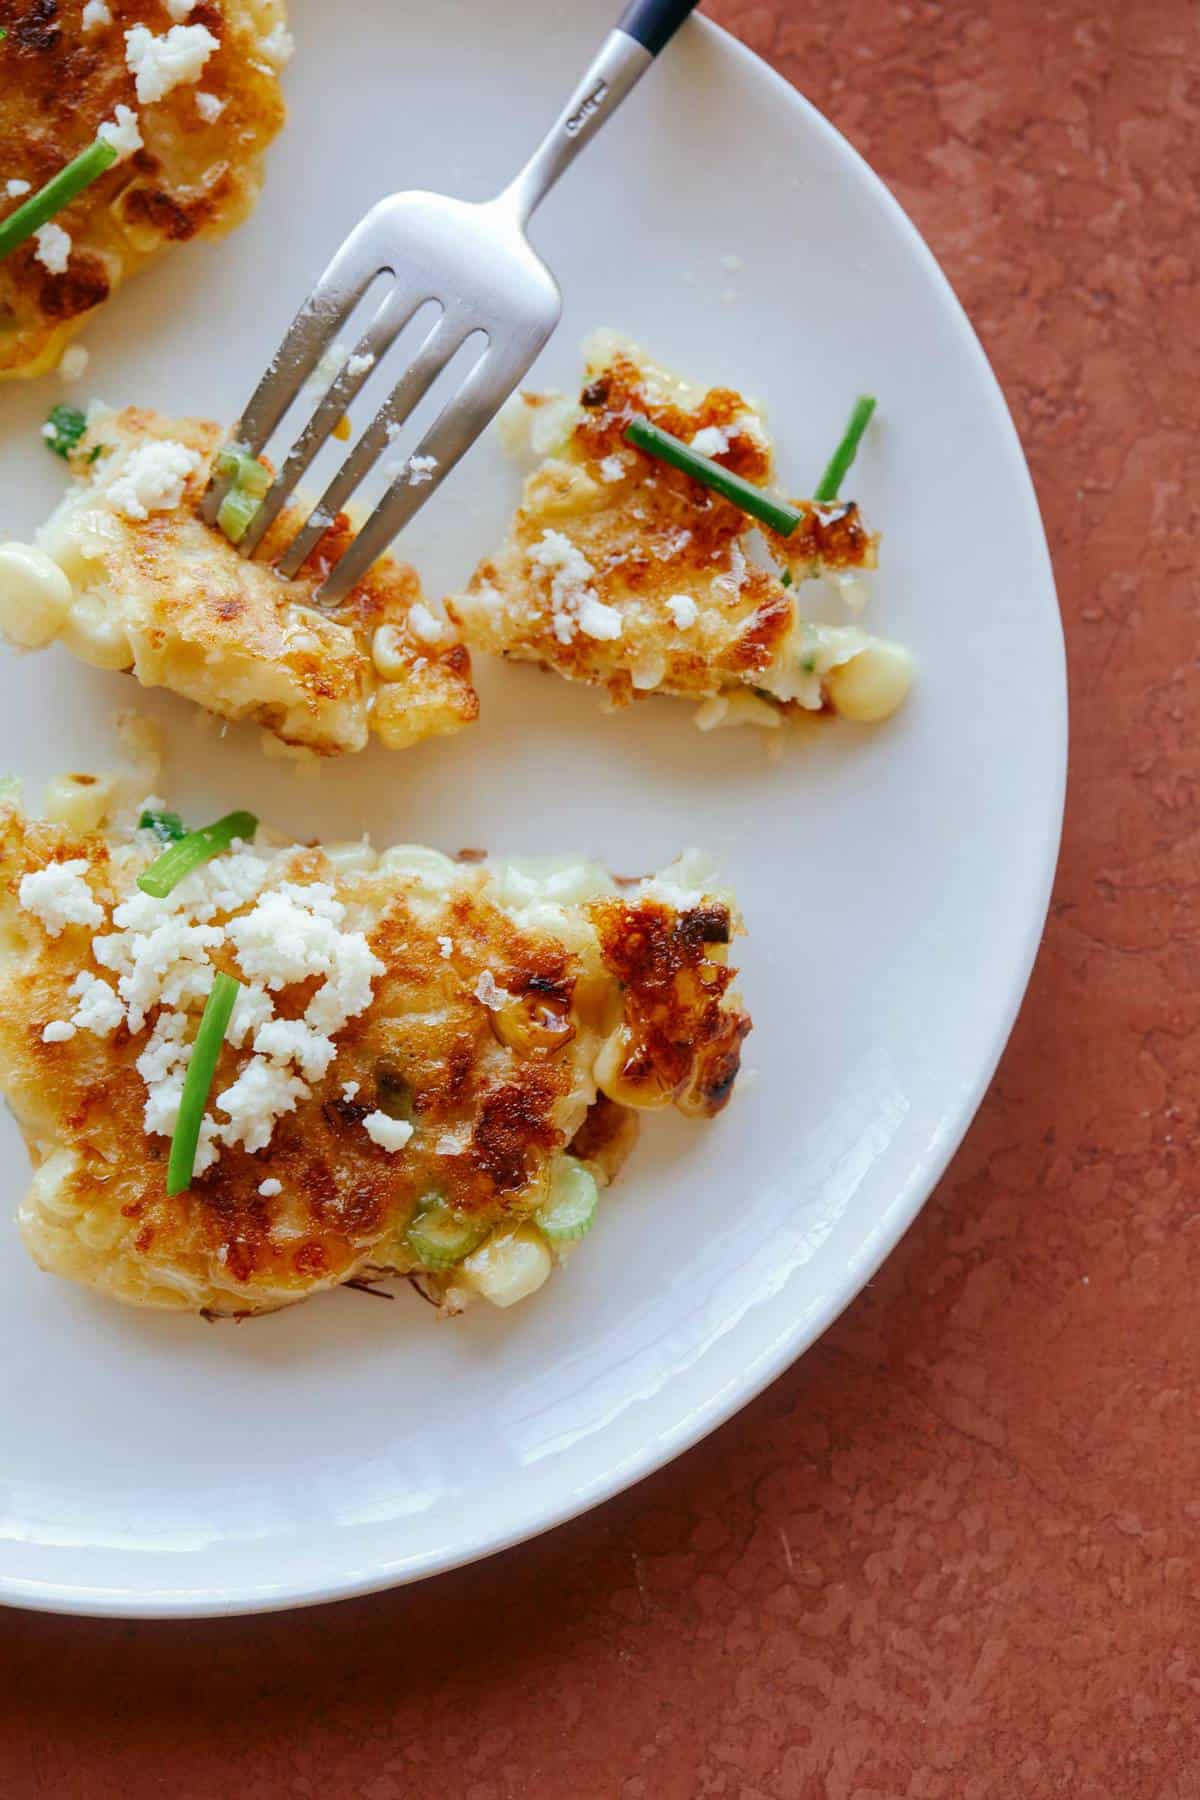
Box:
[0,790,750,1317]
[0,405,479,755]
[0,0,291,377]
[448,332,913,730]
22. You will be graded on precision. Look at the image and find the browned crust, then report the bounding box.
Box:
[0,0,288,375]
[0,811,750,1312]
[447,344,878,708]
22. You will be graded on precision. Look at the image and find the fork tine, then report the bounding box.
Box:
[273,312,478,581]
[311,336,543,606]
[201,226,388,525]
[236,285,433,558]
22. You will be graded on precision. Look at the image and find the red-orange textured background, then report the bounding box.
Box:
[3,3,1197,1794]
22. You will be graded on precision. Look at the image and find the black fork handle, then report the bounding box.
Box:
[618,0,702,56]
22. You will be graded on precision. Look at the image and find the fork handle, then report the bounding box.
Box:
[618,0,700,54]
[499,1,701,225]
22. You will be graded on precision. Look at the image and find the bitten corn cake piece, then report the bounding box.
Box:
[0,793,750,1318]
[0,405,479,754]
[0,0,290,378]
[448,332,913,730]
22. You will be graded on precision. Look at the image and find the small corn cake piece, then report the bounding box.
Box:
[0,405,478,754]
[0,796,750,1317]
[448,332,913,729]
[0,0,290,378]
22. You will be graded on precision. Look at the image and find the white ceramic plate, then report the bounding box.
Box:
[0,0,1064,1617]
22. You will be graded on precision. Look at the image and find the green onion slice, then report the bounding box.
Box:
[0,138,118,265]
[405,1193,489,1270]
[216,485,261,545]
[137,809,258,898]
[43,403,87,460]
[536,1156,599,1244]
[623,416,805,538]
[814,395,877,503]
[215,446,271,499]
[166,971,240,1197]
[138,807,187,844]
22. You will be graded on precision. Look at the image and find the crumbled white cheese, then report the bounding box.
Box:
[97,105,143,162]
[136,1009,217,1172]
[436,935,453,960]
[68,970,124,1037]
[41,1019,77,1044]
[224,881,383,1039]
[164,0,196,18]
[5,178,31,198]
[194,90,225,122]
[227,981,273,1048]
[59,345,89,384]
[667,592,698,629]
[33,223,71,275]
[253,1017,337,1083]
[124,22,218,105]
[598,455,626,483]
[107,439,201,521]
[528,530,622,645]
[408,601,447,646]
[94,910,224,1031]
[213,1055,308,1154]
[257,22,294,67]
[341,1079,359,1100]
[690,425,730,458]
[362,1111,413,1153]
[576,593,623,640]
[407,454,437,486]
[81,0,112,28]
[258,1177,282,1198]
[19,860,103,936]
[473,969,511,1011]
[345,351,375,378]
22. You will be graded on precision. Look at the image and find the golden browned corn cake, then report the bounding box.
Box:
[0,405,479,754]
[0,0,289,377]
[0,794,750,1317]
[448,332,913,730]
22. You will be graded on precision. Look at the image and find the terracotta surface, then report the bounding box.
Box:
[2,3,1196,1794]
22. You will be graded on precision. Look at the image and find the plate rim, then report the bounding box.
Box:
[0,12,1067,1620]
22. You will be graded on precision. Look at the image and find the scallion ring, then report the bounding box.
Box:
[814,395,877,502]
[166,972,240,1197]
[0,139,118,265]
[137,809,258,899]
[623,416,805,538]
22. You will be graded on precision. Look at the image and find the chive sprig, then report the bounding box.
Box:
[814,396,877,502]
[0,139,118,264]
[166,972,240,1196]
[623,416,805,538]
[138,810,258,899]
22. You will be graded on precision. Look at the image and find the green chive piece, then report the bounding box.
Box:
[216,485,261,544]
[623,416,805,538]
[137,809,258,898]
[43,403,87,460]
[0,138,118,265]
[405,1193,489,1270]
[536,1156,599,1245]
[138,807,187,844]
[814,396,877,503]
[166,972,240,1197]
[215,446,271,499]
[780,569,794,589]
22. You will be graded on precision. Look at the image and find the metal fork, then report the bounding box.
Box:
[204,0,701,606]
